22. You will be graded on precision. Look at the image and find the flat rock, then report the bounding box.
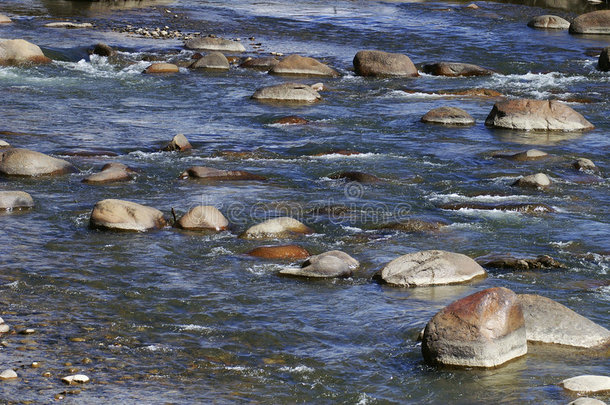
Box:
[280,250,359,278]
[439,202,554,214]
[90,199,166,232]
[0,14,11,24]
[422,287,527,368]
[180,166,266,181]
[570,10,610,35]
[438,88,503,98]
[493,149,548,161]
[248,245,310,260]
[573,158,597,172]
[476,254,563,270]
[0,191,34,210]
[560,375,610,394]
[271,116,308,125]
[0,369,17,380]
[376,250,486,287]
[184,36,245,52]
[82,163,133,184]
[176,205,228,231]
[163,133,192,151]
[240,56,279,70]
[377,219,447,232]
[190,51,229,70]
[240,217,313,239]
[251,83,321,103]
[600,47,610,71]
[518,294,610,348]
[0,38,51,65]
[0,148,76,176]
[421,106,475,125]
[485,99,594,131]
[44,22,93,29]
[422,62,495,77]
[269,54,339,77]
[144,63,179,74]
[527,15,570,29]
[61,374,90,385]
[512,173,551,189]
[328,171,380,183]
[353,50,418,77]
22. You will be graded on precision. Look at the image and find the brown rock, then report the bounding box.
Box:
[312,149,362,157]
[0,148,76,176]
[144,63,179,74]
[353,50,419,77]
[180,166,266,181]
[527,15,570,30]
[240,56,279,70]
[269,54,339,77]
[422,62,495,77]
[421,106,475,125]
[328,171,380,183]
[0,39,51,65]
[163,134,192,151]
[271,116,309,125]
[90,199,166,232]
[92,43,116,57]
[190,52,229,70]
[176,205,228,231]
[570,10,610,35]
[475,254,563,270]
[82,163,133,184]
[248,245,310,260]
[422,287,527,368]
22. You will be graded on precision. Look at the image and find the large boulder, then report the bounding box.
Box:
[422,287,527,368]
[144,63,179,74]
[90,199,166,232]
[518,294,610,348]
[560,375,610,394]
[353,50,418,77]
[0,39,51,65]
[599,47,610,71]
[422,62,494,77]
[280,250,359,278]
[570,10,610,35]
[485,99,594,131]
[184,36,245,52]
[190,52,229,70]
[180,166,266,181]
[269,55,339,77]
[0,191,34,210]
[251,83,321,103]
[176,205,228,231]
[240,217,313,239]
[0,14,11,24]
[0,148,76,176]
[82,163,133,184]
[421,106,475,126]
[527,15,570,29]
[376,250,486,287]
[248,245,310,260]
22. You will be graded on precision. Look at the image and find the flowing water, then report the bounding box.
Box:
[0,0,609,403]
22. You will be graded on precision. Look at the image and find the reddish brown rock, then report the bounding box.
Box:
[144,63,179,74]
[180,166,266,181]
[248,245,310,260]
[353,50,419,77]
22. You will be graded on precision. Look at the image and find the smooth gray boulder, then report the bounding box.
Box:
[90,199,166,232]
[0,191,34,210]
[421,106,475,125]
[353,50,418,77]
[184,36,245,52]
[251,83,321,103]
[560,375,610,394]
[376,250,486,287]
[518,294,610,348]
[570,10,610,35]
[573,158,597,172]
[0,148,76,176]
[190,52,229,70]
[527,15,570,29]
[512,173,551,189]
[280,250,359,278]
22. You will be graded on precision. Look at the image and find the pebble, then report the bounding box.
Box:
[31,362,41,368]
[0,369,17,380]
[20,328,35,335]
[0,324,9,333]
[61,374,90,385]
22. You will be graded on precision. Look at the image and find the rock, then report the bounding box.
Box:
[466,3,479,9]
[376,250,486,287]
[0,324,8,333]
[493,149,548,161]
[0,14,11,24]
[312,149,361,157]
[527,15,570,29]
[190,51,229,70]
[328,171,380,183]
[269,54,339,77]
[476,254,563,270]
[568,398,608,405]
[251,83,321,103]
[90,199,166,232]
[353,50,419,77]
[240,217,313,239]
[0,39,51,65]
[0,369,17,380]
[570,10,610,35]
[377,219,447,232]
[0,148,76,176]
[82,163,133,184]
[92,43,116,57]
[44,22,93,29]
[485,99,594,131]
[422,62,495,77]
[144,63,179,74]
[518,294,610,348]
[280,250,359,278]
[248,245,310,260]
[573,158,597,172]
[0,191,34,210]
[560,375,610,394]
[176,206,228,231]
[439,202,554,214]
[163,134,192,151]
[0,140,9,148]
[240,56,279,70]
[61,374,90,385]
[421,106,475,125]
[599,47,610,71]
[512,173,551,189]
[422,287,527,368]
[438,88,503,98]
[180,166,266,181]
[271,116,308,125]
[184,36,246,52]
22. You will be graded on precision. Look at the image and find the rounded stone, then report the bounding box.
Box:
[0,191,34,210]
[599,47,610,71]
[269,54,339,77]
[0,148,76,176]
[353,50,419,77]
[82,163,133,184]
[240,217,313,239]
[190,52,229,70]
[568,398,608,405]
[422,287,527,368]
[377,250,486,287]
[512,173,551,189]
[248,245,310,260]
[90,199,166,232]
[0,369,17,380]
[570,10,610,35]
[573,158,597,171]
[251,83,321,103]
[0,325,9,333]
[144,63,179,74]
[0,39,51,65]
[163,134,192,151]
[180,166,265,181]
[280,250,359,278]
[422,62,494,77]
[527,15,570,29]
[184,37,245,52]
[560,375,610,394]
[92,43,116,57]
[61,374,90,385]
[240,56,279,70]
[421,107,475,125]
[0,140,9,148]
[176,206,228,231]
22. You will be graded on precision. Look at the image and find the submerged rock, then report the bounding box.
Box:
[240,56,279,70]
[248,245,310,260]
[493,149,548,161]
[91,43,116,57]
[376,219,447,233]
[476,254,563,270]
[560,375,610,394]
[190,52,229,70]
[90,199,166,232]
[485,99,594,131]
[162,133,192,152]
[0,148,76,176]
[271,116,309,125]
[439,202,554,214]
[82,163,133,184]
[376,250,486,287]
[0,39,51,65]
[0,191,34,210]
[527,15,570,29]
[518,294,610,348]
[512,173,551,189]
[270,54,339,77]
[251,83,321,103]
[184,36,245,52]
[328,171,380,183]
[570,10,610,35]
[438,88,503,98]
[240,217,313,239]
[422,62,495,77]
[280,250,359,278]
[422,287,527,368]
[599,47,610,71]
[421,106,475,125]
[353,50,419,77]
[144,63,179,74]
[180,166,266,181]
[176,205,228,231]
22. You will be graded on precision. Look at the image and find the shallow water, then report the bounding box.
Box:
[0,0,609,403]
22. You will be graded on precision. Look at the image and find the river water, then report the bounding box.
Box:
[0,0,609,403]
